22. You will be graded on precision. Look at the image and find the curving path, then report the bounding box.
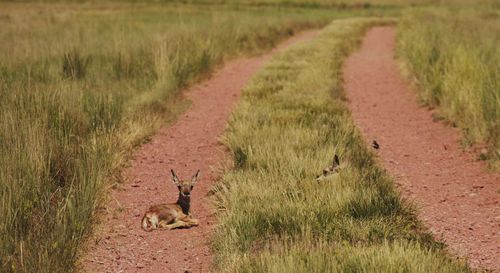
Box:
[344,26,500,271]
[80,30,319,273]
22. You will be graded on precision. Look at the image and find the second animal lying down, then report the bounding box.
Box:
[142,169,200,231]
[315,154,345,182]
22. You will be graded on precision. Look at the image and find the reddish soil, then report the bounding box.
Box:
[343,26,500,271]
[80,30,318,273]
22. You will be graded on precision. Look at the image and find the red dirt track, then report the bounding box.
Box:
[80,30,318,273]
[344,26,500,271]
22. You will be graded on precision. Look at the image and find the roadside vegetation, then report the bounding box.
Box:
[397,8,500,167]
[174,0,497,8]
[212,18,471,272]
[0,3,347,272]
[1,0,496,272]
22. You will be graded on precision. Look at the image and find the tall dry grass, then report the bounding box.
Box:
[171,0,499,8]
[397,8,500,167]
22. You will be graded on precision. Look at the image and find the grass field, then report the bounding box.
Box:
[212,18,470,272]
[1,0,497,272]
[0,3,354,272]
[397,7,500,168]
[175,0,498,8]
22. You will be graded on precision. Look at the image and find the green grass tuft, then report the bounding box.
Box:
[62,49,91,80]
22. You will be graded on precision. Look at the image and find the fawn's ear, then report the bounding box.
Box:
[191,170,200,185]
[333,154,340,167]
[171,169,180,186]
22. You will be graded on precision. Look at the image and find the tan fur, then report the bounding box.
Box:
[315,154,346,182]
[142,169,200,231]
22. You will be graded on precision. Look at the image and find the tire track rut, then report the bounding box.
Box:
[80,30,319,273]
[344,26,499,271]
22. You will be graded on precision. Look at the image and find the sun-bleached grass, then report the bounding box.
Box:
[212,18,471,272]
[168,0,498,8]
[238,240,470,273]
[0,3,341,272]
[397,8,500,167]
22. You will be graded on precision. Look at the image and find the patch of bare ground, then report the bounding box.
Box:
[343,26,500,271]
[79,30,319,273]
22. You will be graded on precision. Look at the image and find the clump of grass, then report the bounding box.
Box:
[62,49,91,79]
[212,18,470,272]
[112,50,152,80]
[397,8,500,167]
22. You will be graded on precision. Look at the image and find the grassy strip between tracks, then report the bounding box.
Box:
[212,18,472,273]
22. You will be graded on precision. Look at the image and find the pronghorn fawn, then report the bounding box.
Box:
[141,169,200,231]
[315,154,344,182]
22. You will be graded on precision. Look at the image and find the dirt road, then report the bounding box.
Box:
[80,30,319,273]
[343,26,500,271]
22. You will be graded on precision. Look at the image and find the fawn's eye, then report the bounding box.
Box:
[190,186,193,190]
[323,170,328,175]
[178,186,181,191]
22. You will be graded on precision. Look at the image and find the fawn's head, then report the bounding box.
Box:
[171,169,200,197]
[316,154,343,182]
